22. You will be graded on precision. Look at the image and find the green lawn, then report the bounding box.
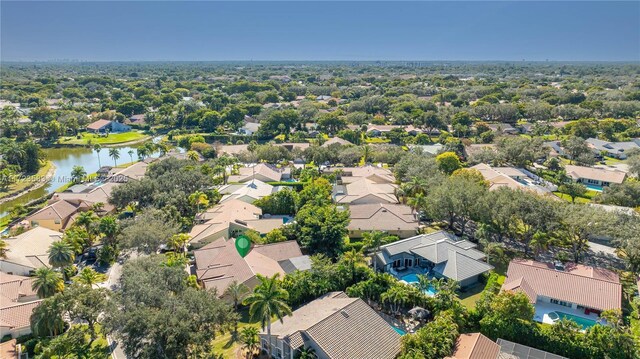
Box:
[0,160,53,200]
[57,131,149,145]
[211,308,261,358]
[459,274,506,310]
[553,192,593,203]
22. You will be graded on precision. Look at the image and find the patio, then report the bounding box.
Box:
[533,301,601,326]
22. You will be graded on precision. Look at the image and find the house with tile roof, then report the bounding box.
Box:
[193,238,309,296]
[188,199,284,243]
[25,199,91,231]
[347,203,419,239]
[471,164,553,194]
[218,179,276,204]
[375,231,493,288]
[333,177,398,205]
[0,227,63,276]
[50,182,119,213]
[323,165,396,184]
[0,273,42,338]
[502,259,621,326]
[564,164,627,188]
[262,291,401,359]
[445,333,569,359]
[227,163,290,183]
[446,333,501,359]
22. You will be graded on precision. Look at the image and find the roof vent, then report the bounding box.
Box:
[340,310,349,318]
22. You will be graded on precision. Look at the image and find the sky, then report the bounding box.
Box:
[1,1,639,62]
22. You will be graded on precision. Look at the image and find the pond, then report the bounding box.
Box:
[1,139,162,217]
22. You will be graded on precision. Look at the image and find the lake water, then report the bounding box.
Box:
[1,140,160,217]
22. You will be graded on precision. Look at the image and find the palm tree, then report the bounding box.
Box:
[362,144,371,164]
[340,249,366,283]
[108,147,120,167]
[362,231,391,272]
[30,297,65,337]
[32,267,64,298]
[189,191,209,213]
[73,267,107,287]
[127,149,135,163]
[407,192,428,217]
[136,145,149,160]
[243,274,292,358]
[70,165,87,184]
[0,239,8,259]
[93,144,102,168]
[48,240,75,268]
[381,284,409,314]
[239,326,259,359]
[216,156,236,184]
[295,347,317,359]
[167,233,190,254]
[186,150,200,162]
[75,211,98,245]
[405,176,428,197]
[225,280,249,310]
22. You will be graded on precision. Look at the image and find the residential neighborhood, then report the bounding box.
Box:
[1,16,639,358]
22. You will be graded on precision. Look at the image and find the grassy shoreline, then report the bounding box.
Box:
[56,131,150,146]
[0,160,55,201]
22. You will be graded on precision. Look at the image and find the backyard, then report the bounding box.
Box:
[211,308,261,359]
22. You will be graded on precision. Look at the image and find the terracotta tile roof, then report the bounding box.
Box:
[324,166,395,184]
[348,203,418,233]
[446,333,500,359]
[502,259,621,311]
[0,301,42,329]
[565,165,626,184]
[334,178,398,204]
[194,238,305,295]
[0,273,37,305]
[268,292,400,359]
[27,199,81,223]
[0,339,19,359]
[1,227,62,270]
[227,163,285,183]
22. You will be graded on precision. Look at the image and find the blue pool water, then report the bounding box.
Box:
[392,326,406,335]
[400,273,438,296]
[549,311,599,330]
[584,184,603,192]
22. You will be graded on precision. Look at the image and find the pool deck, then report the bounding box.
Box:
[533,301,600,326]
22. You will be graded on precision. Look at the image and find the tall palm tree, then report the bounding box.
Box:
[30,297,65,337]
[48,240,75,268]
[225,280,249,310]
[32,267,64,298]
[75,210,98,245]
[243,274,292,358]
[340,249,366,283]
[0,239,8,259]
[189,191,209,213]
[127,149,134,163]
[239,326,259,359]
[73,267,107,287]
[93,144,102,168]
[362,231,391,272]
[108,147,120,167]
[136,145,149,160]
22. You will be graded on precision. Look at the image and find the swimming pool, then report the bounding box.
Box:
[548,311,599,330]
[391,326,406,335]
[584,184,603,192]
[400,273,438,296]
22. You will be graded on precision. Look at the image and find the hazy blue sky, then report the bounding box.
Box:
[1,1,638,61]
